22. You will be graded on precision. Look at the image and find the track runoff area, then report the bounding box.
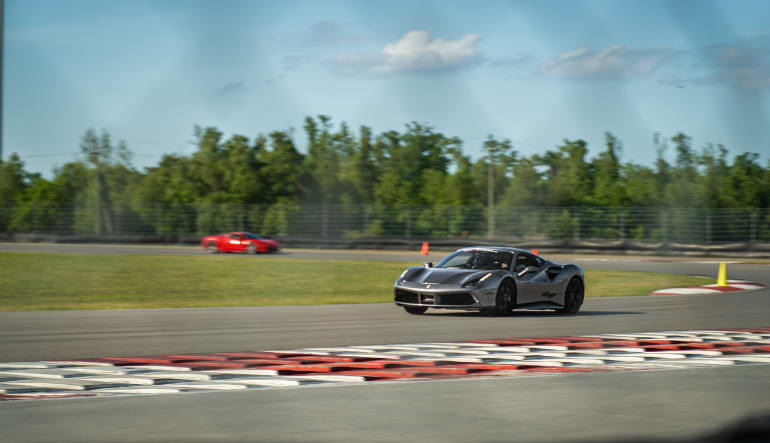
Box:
[2,327,770,401]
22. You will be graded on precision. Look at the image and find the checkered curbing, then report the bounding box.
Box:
[2,327,770,401]
[651,280,767,295]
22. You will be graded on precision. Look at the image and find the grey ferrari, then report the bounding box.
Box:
[394,247,584,315]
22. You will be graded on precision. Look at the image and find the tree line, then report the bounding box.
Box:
[1,116,769,240]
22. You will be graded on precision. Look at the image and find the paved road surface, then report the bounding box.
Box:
[1,243,769,442]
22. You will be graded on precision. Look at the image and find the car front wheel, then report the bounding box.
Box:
[558,278,584,315]
[481,280,515,316]
[248,243,257,254]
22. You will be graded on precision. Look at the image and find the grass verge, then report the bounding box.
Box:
[0,252,713,311]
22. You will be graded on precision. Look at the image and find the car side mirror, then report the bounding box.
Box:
[424,262,433,268]
[517,266,538,277]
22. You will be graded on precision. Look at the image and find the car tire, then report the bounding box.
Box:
[482,280,515,316]
[557,278,584,315]
[248,243,257,255]
[207,242,218,254]
[403,306,428,315]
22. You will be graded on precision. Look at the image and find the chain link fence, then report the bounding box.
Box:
[2,203,770,244]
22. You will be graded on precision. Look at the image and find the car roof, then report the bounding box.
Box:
[458,246,534,254]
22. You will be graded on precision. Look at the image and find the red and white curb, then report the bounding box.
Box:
[2,327,770,401]
[651,280,767,295]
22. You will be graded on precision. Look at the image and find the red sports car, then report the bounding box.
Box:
[201,232,280,254]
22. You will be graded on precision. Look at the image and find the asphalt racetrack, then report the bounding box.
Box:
[1,243,769,442]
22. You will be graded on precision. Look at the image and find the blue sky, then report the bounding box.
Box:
[4,0,770,176]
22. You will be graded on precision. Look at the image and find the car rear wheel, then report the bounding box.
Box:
[248,243,257,254]
[557,278,584,315]
[403,306,428,315]
[481,280,515,316]
[207,242,218,254]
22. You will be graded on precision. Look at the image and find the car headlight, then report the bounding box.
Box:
[463,273,492,288]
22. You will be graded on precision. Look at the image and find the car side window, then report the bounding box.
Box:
[515,253,529,272]
[516,253,542,271]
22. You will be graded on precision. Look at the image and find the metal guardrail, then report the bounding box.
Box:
[2,204,769,245]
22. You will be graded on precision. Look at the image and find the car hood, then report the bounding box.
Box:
[404,268,491,285]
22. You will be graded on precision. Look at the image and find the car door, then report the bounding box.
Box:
[224,233,244,252]
[514,252,549,304]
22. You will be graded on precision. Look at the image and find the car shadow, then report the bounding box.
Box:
[423,310,644,317]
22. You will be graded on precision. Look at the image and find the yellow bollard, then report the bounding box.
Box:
[717,262,728,287]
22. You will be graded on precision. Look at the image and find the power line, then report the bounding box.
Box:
[4,140,76,148]
[11,152,80,158]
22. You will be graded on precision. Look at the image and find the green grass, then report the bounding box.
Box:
[0,252,713,311]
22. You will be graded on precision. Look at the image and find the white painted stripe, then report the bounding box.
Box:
[332,353,401,359]
[380,351,450,357]
[619,353,688,360]
[0,371,64,379]
[0,363,51,369]
[521,352,568,359]
[596,356,647,363]
[657,350,724,357]
[516,361,564,367]
[416,357,482,363]
[439,349,495,355]
[197,369,280,376]
[59,367,126,375]
[76,377,154,385]
[2,381,86,390]
[90,388,180,394]
[122,365,192,371]
[43,361,115,367]
[351,345,423,351]
[654,288,722,294]
[131,372,212,381]
[731,284,765,290]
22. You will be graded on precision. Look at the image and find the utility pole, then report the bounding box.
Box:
[0,0,5,162]
[486,139,495,240]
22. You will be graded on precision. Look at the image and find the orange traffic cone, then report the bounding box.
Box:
[420,241,429,256]
[531,249,539,255]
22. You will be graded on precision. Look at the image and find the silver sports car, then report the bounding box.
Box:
[394,247,584,315]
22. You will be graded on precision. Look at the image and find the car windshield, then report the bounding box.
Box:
[243,233,264,239]
[435,250,513,270]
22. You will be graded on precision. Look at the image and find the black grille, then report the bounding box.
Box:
[437,292,475,306]
[394,289,418,304]
[396,290,475,306]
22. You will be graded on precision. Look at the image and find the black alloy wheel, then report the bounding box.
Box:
[558,278,584,314]
[483,280,515,316]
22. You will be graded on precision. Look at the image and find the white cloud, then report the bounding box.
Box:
[331,30,482,75]
[539,45,679,79]
[377,30,482,73]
